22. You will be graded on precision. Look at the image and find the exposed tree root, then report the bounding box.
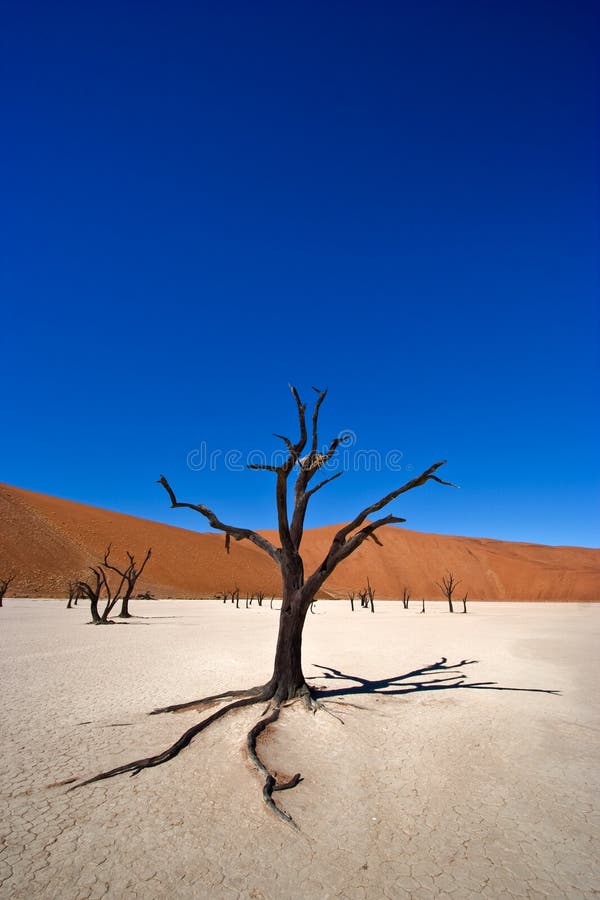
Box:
[149,683,269,715]
[69,682,343,827]
[308,696,345,724]
[246,706,303,829]
[69,693,267,790]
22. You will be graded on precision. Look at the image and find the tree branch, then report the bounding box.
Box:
[309,387,327,455]
[283,384,307,472]
[157,475,281,565]
[305,471,343,498]
[334,461,455,544]
[302,460,455,601]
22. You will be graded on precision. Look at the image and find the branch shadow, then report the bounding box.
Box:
[309,657,560,699]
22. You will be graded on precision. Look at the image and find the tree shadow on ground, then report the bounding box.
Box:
[309,657,560,699]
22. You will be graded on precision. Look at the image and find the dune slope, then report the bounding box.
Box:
[0,483,598,600]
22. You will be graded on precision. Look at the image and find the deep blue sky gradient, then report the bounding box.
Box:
[2,1,599,546]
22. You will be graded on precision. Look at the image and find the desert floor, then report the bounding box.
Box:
[1,600,599,900]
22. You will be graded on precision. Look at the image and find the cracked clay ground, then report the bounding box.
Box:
[1,600,599,899]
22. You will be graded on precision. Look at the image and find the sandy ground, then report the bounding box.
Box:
[1,600,599,900]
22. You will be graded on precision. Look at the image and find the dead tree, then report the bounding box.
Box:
[365,578,375,613]
[66,580,83,609]
[232,586,240,608]
[421,597,426,613]
[401,587,411,609]
[358,587,368,608]
[77,567,123,624]
[0,573,15,608]
[101,546,152,618]
[461,593,468,614]
[255,591,265,607]
[348,591,356,612]
[436,571,460,613]
[73,386,453,825]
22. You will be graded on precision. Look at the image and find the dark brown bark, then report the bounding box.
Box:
[265,590,309,701]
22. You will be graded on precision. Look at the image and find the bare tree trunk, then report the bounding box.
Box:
[118,593,132,618]
[366,579,375,613]
[421,598,425,613]
[264,589,309,702]
[100,599,118,622]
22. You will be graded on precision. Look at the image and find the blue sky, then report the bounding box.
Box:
[2,1,599,547]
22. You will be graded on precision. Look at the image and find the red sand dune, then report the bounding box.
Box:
[0,483,598,601]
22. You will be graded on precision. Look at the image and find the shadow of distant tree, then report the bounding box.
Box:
[310,657,560,699]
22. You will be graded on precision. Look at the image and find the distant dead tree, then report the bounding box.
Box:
[358,580,375,612]
[0,573,16,608]
[461,593,468,614]
[73,385,453,826]
[401,587,411,609]
[77,567,122,625]
[436,571,460,613]
[255,591,265,607]
[101,546,152,618]
[66,580,83,609]
[232,586,240,608]
[365,579,375,613]
[348,591,356,612]
[137,590,156,601]
[420,598,426,613]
